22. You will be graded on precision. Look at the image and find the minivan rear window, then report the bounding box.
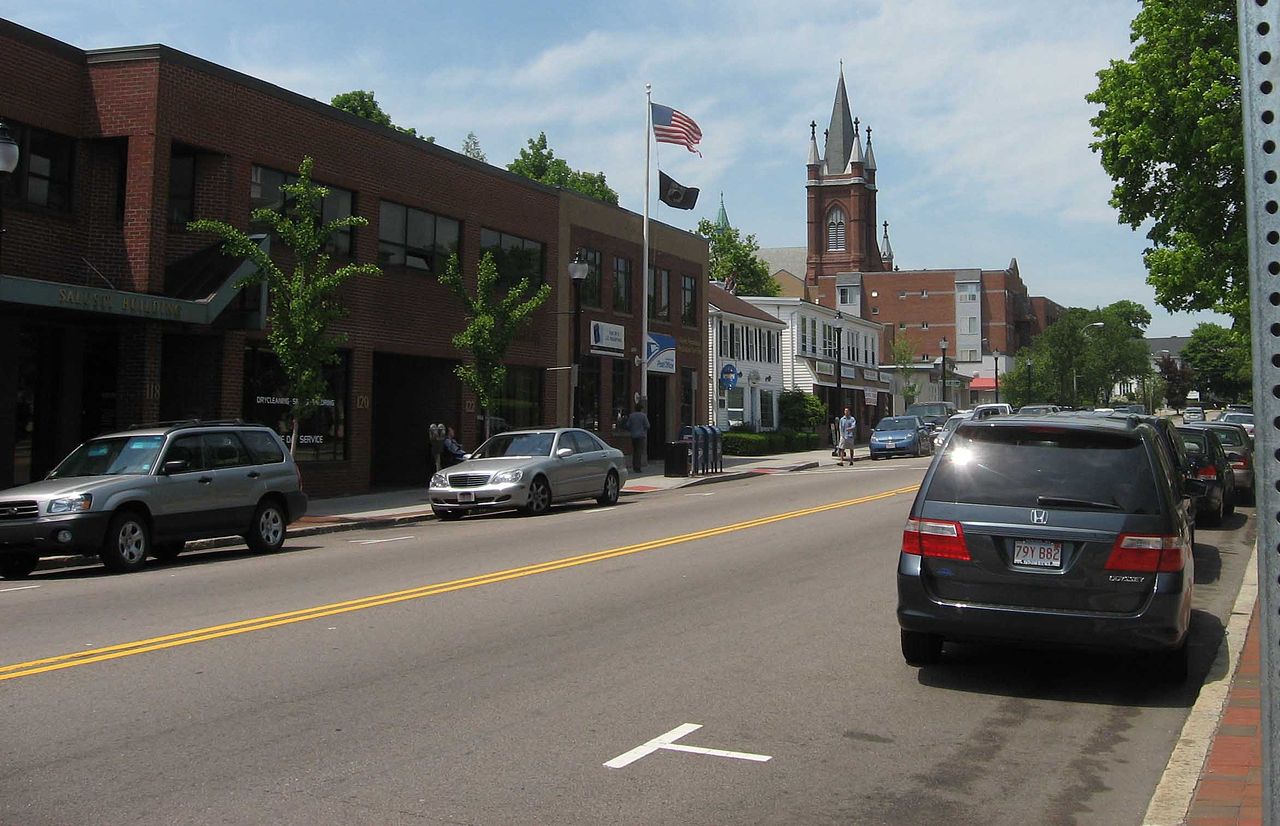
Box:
[926,425,1162,514]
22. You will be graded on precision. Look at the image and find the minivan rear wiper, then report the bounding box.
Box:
[1036,496,1124,511]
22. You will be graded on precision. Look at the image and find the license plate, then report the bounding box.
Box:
[885,441,896,448]
[1012,538,1063,568]
[458,491,475,503]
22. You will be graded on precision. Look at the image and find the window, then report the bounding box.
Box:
[580,248,602,308]
[203,433,250,468]
[898,322,907,329]
[612,359,631,426]
[680,367,696,428]
[958,283,980,303]
[799,318,809,353]
[809,317,819,354]
[243,346,350,462]
[826,206,846,251]
[962,349,978,361]
[494,366,544,431]
[577,356,601,430]
[727,386,746,427]
[1,121,74,211]
[376,201,461,273]
[838,286,855,305]
[921,322,930,330]
[872,307,880,315]
[648,267,670,320]
[613,257,633,312]
[898,290,907,299]
[719,319,730,356]
[481,228,545,291]
[254,165,357,256]
[760,389,776,429]
[964,317,978,334]
[168,145,196,225]
[921,290,929,299]
[822,324,838,359]
[681,274,698,326]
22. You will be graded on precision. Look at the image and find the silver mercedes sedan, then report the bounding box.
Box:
[428,428,628,520]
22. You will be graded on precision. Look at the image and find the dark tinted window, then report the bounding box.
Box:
[1207,426,1246,447]
[202,433,251,468]
[163,435,207,472]
[1179,430,1208,456]
[927,425,1162,514]
[240,430,286,464]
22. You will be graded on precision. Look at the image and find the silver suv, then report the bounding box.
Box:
[0,421,307,578]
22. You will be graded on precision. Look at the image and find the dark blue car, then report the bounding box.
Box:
[869,415,933,459]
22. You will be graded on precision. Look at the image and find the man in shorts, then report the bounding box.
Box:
[837,406,858,465]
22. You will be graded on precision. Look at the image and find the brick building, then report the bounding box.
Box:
[760,68,1064,406]
[0,19,706,495]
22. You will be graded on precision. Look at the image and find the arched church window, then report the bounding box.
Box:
[826,207,846,251]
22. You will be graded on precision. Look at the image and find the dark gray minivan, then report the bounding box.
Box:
[896,415,1194,682]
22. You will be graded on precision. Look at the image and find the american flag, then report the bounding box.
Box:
[651,103,702,155]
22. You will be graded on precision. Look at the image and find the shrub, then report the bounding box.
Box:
[722,431,770,456]
[779,390,825,431]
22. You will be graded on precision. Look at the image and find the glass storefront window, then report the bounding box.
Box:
[612,358,631,428]
[727,386,745,427]
[493,366,544,431]
[242,347,350,462]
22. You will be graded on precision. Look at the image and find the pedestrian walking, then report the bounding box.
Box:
[838,406,858,465]
[622,402,650,473]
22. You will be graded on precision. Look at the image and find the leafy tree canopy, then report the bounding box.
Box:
[1087,0,1246,329]
[188,157,380,451]
[694,218,780,297]
[507,132,618,205]
[1181,321,1252,401]
[461,131,486,162]
[889,334,920,408]
[1158,353,1197,410]
[331,89,434,142]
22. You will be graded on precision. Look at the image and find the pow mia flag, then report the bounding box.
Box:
[658,171,699,210]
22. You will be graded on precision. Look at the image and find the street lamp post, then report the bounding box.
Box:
[1026,356,1033,406]
[1076,321,1105,408]
[0,123,20,270]
[994,349,1000,404]
[938,337,949,407]
[568,251,589,427]
[834,311,844,413]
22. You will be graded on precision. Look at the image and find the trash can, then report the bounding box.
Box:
[664,441,690,477]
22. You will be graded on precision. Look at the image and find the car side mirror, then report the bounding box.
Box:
[162,459,189,475]
[555,447,573,459]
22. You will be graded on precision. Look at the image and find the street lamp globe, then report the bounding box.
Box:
[0,123,18,175]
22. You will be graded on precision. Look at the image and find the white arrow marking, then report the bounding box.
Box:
[604,723,771,769]
[348,536,414,545]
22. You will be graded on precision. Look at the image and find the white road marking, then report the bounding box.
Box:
[684,492,718,496]
[604,723,772,769]
[0,585,41,593]
[348,535,415,545]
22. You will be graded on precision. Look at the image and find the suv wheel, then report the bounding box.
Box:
[0,551,39,580]
[246,500,286,553]
[901,629,943,666]
[101,511,150,573]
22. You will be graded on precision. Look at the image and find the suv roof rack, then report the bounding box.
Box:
[125,418,248,433]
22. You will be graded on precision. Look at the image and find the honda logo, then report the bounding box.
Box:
[1030,509,1048,525]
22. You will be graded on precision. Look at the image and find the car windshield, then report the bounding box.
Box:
[943,417,966,434]
[1207,427,1246,447]
[1180,432,1208,456]
[471,432,555,458]
[47,435,166,478]
[906,404,950,418]
[927,425,1161,514]
[1221,413,1252,424]
[876,417,916,431]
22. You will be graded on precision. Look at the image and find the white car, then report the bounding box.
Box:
[971,403,1013,421]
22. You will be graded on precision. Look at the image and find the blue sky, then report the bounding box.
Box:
[7,0,1234,337]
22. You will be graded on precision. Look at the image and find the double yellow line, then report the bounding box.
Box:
[1,483,919,682]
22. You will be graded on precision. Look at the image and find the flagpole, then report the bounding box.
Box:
[641,83,652,409]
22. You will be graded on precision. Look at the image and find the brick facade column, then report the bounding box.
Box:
[219,331,246,419]
[117,323,163,426]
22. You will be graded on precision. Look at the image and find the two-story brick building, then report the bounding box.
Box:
[0,19,706,494]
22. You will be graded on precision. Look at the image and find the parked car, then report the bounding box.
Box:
[1225,404,1253,414]
[970,403,1013,420]
[1176,427,1236,525]
[1185,422,1255,505]
[869,416,933,459]
[1182,406,1206,422]
[0,421,307,579]
[897,414,1195,682]
[1216,411,1255,442]
[1104,411,1199,543]
[428,428,626,520]
[1016,404,1061,415]
[905,401,959,431]
[933,413,971,450]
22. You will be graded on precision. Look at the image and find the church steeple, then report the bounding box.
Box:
[823,64,856,176]
[864,126,877,171]
[880,221,894,263]
[807,120,820,166]
[715,193,730,230]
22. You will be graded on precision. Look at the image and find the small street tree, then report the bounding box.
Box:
[437,252,551,440]
[188,156,380,452]
[695,219,780,297]
[890,335,920,409]
[1157,354,1196,411]
[507,132,618,204]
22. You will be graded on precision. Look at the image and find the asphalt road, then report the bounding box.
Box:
[0,458,1255,826]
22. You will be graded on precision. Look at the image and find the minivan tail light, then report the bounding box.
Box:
[1104,534,1185,573]
[902,518,970,561]
[1230,457,1249,470]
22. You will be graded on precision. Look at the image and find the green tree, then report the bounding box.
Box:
[1082,302,1155,405]
[1181,321,1252,402]
[1158,353,1196,410]
[437,252,551,440]
[331,89,434,142]
[694,219,779,297]
[507,132,618,205]
[461,131,486,162]
[890,335,920,408]
[1087,0,1247,328]
[188,157,380,452]
[778,390,826,432]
